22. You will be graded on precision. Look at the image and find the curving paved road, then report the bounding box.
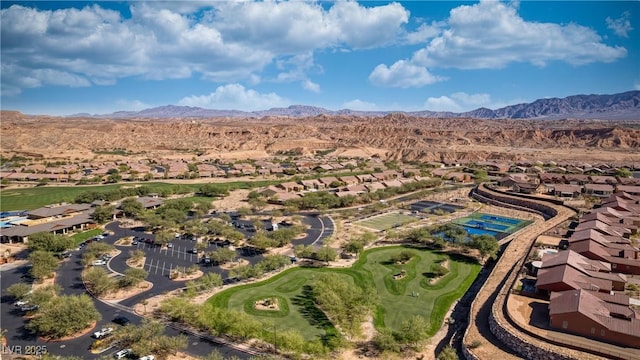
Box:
[1,249,252,359]
[1,214,334,359]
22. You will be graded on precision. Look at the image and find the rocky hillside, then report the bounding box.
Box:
[2,112,639,163]
[79,91,640,120]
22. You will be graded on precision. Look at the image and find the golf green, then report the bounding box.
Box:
[207,246,480,340]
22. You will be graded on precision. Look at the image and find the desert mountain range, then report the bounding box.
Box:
[71,90,640,120]
[1,91,639,164]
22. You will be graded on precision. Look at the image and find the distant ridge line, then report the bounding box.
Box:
[66,90,640,120]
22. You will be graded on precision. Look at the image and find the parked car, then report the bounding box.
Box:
[113,315,131,326]
[91,260,107,266]
[138,355,155,360]
[166,243,173,248]
[131,240,138,245]
[14,300,30,307]
[190,248,198,254]
[93,327,114,339]
[101,254,112,260]
[202,257,212,264]
[113,348,132,359]
[21,304,39,312]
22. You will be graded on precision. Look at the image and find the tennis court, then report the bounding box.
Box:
[355,212,417,231]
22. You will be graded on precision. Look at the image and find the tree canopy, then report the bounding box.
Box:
[28,232,74,253]
[26,294,101,339]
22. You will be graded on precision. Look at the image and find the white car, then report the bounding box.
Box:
[114,348,131,359]
[91,259,107,266]
[14,300,30,307]
[93,327,114,339]
[21,304,39,312]
[138,356,155,360]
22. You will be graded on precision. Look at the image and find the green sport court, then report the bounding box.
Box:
[354,212,417,231]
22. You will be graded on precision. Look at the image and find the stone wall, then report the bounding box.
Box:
[462,184,585,360]
[488,308,578,360]
[472,184,558,219]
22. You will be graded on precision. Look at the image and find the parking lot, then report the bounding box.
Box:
[116,235,263,279]
[104,214,333,286]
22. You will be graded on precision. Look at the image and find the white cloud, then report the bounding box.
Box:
[177,83,289,111]
[342,99,378,111]
[405,22,443,45]
[302,80,321,93]
[424,92,512,112]
[412,0,626,69]
[634,82,640,91]
[369,60,444,88]
[607,11,633,38]
[328,1,409,49]
[1,1,410,94]
[370,0,627,88]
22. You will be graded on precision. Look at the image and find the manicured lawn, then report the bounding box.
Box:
[355,212,417,231]
[0,180,280,211]
[208,268,341,340]
[69,228,103,246]
[363,248,480,334]
[207,246,480,340]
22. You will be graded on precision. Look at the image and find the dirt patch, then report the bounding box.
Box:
[254,297,280,311]
[126,256,146,269]
[428,260,449,285]
[32,272,56,290]
[166,352,200,360]
[169,269,203,281]
[100,280,153,301]
[114,236,134,246]
[0,242,28,259]
[212,189,250,212]
[219,258,249,270]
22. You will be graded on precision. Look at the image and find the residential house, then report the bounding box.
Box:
[355,174,375,183]
[338,176,359,186]
[590,176,618,185]
[616,185,640,196]
[563,174,590,185]
[549,289,640,348]
[318,177,340,188]
[278,182,302,192]
[550,184,583,198]
[584,184,614,198]
[365,182,386,192]
[535,250,626,294]
[382,180,403,188]
[300,179,322,190]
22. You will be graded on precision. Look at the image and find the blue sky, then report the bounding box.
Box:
[1,0,638,115]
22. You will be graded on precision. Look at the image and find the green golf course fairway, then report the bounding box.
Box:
[207,246,481,340]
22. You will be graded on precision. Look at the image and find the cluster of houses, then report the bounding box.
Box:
[0,157,364,183]
[255,169,428,204]
[0,196,164,243]
[496,173,640,198]
[529,192,640,348]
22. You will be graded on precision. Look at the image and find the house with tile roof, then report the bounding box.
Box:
[549,289,640,348]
